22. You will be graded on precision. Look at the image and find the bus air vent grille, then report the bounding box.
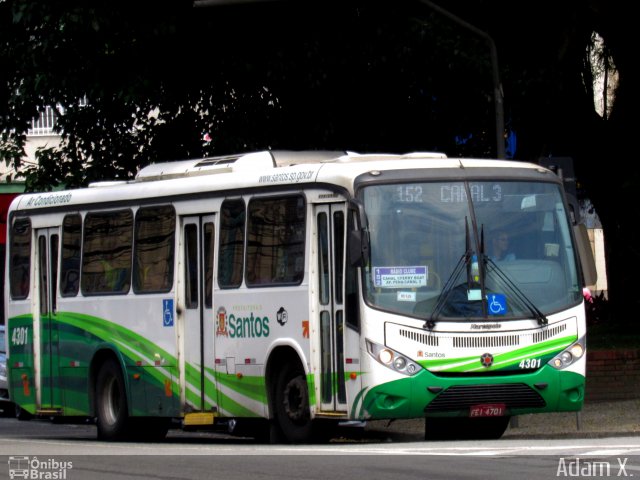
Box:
[452,335,519,349]
[424,383,546,412]
[399,329,439,347]
[531,323,567,343]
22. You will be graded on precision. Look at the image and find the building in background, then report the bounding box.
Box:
[1,107,61,324]
[1,105,61,184]
[581,198,608,297]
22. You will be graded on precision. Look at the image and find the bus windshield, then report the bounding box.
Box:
[361,180,582,321]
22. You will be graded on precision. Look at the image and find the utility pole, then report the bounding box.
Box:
[419,0,506,159]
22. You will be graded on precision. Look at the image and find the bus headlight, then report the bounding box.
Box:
[393,356,407,370]
[366,339,422,376]
[549,336,585,370]
[570,343,584,358]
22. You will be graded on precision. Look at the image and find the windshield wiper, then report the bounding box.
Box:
[464,181,488,317]
[423,218,471,330]
[484,257,549,325]
[424,251,469,330]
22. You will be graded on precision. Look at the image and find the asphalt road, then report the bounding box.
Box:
[1,417,639,480]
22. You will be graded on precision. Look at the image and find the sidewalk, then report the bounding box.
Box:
[361,398,640,441]
[503,398,640,438]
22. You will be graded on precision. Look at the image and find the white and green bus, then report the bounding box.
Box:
[4,150,596,442]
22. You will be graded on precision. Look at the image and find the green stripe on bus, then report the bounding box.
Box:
[418,335,577,372]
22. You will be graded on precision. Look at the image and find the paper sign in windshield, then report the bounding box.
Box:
[373,266,428,288]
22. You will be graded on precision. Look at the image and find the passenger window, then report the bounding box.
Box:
[246,195,305,286]
[9,218,31,300]
[82,210,133,295]
[218,199,245,288]
[60,214,81,297]
[133,206,175,294]
[184,224,198,308]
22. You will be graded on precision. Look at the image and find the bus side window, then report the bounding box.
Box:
[218,199,245,289]
[246,195,305,286]
[133,205,175,294]
[82,210,133,295]
[9,218,31,300]
[203,222,215,308]
[184,223,198,309]
[60,214,82,297]
[345,212,360,329]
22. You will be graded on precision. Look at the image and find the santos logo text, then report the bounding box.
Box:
[226,314,270,338]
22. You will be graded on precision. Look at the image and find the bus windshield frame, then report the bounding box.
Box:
[359,177,582,322]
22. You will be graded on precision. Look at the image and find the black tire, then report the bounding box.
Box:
[425,416,510,440]
[15,404,33,421]
[274,363,313,443]
[469,416,511,439]
[131,418,171,442]
[95,358,131,440]
[233,418,280,443]
[311,418,339,443]
[424,417,451,440]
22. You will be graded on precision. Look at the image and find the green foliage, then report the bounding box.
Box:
[1,0,638,320]
[2,0,197,185]
[2,0,503,189]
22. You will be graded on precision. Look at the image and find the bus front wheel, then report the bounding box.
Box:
[425,416,510,440]
[274,363,313,443]
[95,359,130,440]
[14,404,33,421]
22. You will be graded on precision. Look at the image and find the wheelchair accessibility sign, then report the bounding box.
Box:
[486,294,507,316]
[163,299,174,327]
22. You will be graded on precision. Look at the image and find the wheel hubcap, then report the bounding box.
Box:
[283,376,307,421]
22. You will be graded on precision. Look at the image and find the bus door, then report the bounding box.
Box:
[180,215,216,413]
[34,227,62,411]
[315,203,349,412]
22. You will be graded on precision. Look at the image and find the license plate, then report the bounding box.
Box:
[469,403,506,417]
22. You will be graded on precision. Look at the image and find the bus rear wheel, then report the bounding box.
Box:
[274,363,313,443]
[96,358,131,440]
[132,418,171,441]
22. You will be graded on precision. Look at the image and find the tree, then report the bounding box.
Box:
[467,0,637,327]
[420,0,637,327]
[2,0,501,186]
[1,0,636,324]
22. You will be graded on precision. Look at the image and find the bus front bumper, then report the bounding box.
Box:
[357,365,584,420]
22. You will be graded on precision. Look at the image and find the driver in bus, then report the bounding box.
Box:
[490,230,516,261]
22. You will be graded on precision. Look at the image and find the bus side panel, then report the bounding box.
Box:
[343,324,362,418]
[213,288,311,419]
[129,366,178,416]
[55,300,180,418]
[7,314,37,414]
[59,365,90,415]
